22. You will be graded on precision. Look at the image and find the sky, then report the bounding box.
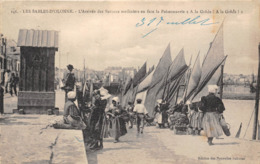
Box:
[1,1,259,75]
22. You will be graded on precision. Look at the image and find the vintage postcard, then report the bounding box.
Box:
[0,0,260,164]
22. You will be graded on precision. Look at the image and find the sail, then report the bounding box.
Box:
[192,57,227,102]
[137,69,155,93]
[167,74,186,107]
[145,79,166,115]
[182,67,192,100]
[191,24,226,101]
[132,62,147,88]
[123,76,132,95]
[147,65,155,75]
[121,83,134,107]
[131,85,139,104]
[185,53,202,101]
[157,48,188,98]
[149,44,172,89]
[144,44,172,115]
[166,48,188,83]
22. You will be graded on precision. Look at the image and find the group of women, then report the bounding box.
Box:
[84,88,128,150]
[62,83,226,149]
[153,85,226,145]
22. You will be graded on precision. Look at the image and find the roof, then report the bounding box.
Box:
[17,29,59,48]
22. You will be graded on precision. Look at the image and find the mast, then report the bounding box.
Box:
[59,51,61,90]
[183,54,194,102]
[252,43,260,140]
[220,64,224,100]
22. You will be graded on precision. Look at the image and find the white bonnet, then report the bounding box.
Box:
[208,85,218,93]
[67,91,76,99]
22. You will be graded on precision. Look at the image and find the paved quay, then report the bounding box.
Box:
[1,90,87,164]
[87,125,260,164]
[0,114,87,164]
[1,91,260,164]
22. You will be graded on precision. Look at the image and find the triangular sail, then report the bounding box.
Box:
[149,44,172,89]
[132,62,147,88]
[192,24,226,101]
[123,76,132,95]
[160,48,188,97]
[192,56,227,101]
[137,69,155,93]
[185,53,202,101]
[147,65,155,75]
[144,44,172,115]
[166,48,188,83]
[122,83,134,107]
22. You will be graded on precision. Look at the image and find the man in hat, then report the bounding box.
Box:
[62,64,76,102]
[133,99,148,134]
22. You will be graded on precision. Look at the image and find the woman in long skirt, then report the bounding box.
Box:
[106,97,127,143]
[189,102,203,135]
[200,85,225,145]
[88,88,111,150]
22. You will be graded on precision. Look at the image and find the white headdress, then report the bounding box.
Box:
[208,85,218,93]
[99,87,111,100]
[67,91,76,99]
[157,99,163,104]
[112,97,120,103]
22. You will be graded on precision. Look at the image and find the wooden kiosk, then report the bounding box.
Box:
[17,29,59,114]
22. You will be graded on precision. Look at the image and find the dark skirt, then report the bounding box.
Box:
[101,115,110,138]
[109,116,127,139]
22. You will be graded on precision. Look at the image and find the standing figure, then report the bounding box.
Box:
[62,64,76,102]
[88,88,110,150]
[9,73,17,96]
[200,85,225,145]
[161,100,169,128]
[154,99,163,128]
[106,97,127,143]
[4,70,10,93]
[188,102,203,135]
[133,99,148,134]
[126,101,134,129]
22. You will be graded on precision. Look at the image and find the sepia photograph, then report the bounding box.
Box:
[0,0,260,163]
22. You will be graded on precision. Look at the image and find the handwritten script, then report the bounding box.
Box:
[136,16,219,38]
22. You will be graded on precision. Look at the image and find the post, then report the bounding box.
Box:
[220,65,224,100]
[59,51,61,90]
[252,43,260,140]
